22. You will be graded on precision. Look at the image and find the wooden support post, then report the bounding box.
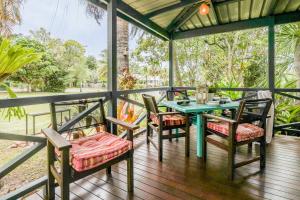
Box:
[268,22,276,137]
[169,39,174,89]
[268,23,275,100]
[107,0,118,135]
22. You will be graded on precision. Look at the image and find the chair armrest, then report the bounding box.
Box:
[157,112,182,116]
[106,117,139,130]
[203,114,237,124]
[42,128,72,151]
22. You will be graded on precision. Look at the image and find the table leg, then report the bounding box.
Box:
[33,116,35,135]
[196,114,203,157]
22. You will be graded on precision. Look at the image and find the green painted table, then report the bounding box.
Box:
[161,100,239,158]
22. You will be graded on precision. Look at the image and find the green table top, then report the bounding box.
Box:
[161,101,239,113]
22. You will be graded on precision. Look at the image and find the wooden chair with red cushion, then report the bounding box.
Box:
[142,94,190,161]
[42,99,139,200]
[202,98,272,180]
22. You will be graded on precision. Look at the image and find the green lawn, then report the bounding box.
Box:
[0,92,69,196]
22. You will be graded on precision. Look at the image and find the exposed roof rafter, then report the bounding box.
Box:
[209,0,220,25]
[145,0,200,18]
[167,4,201,33]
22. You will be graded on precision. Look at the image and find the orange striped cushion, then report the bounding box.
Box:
[207,122,264,142]
[150,114,186,126]
[69,132,132,172]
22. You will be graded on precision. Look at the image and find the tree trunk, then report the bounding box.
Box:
[174,45,183,86]
[27,84,32,93]
[117,17,129,74]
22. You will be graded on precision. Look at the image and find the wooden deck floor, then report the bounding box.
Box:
[27,128,300,200]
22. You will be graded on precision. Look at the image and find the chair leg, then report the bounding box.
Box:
[158,128,163,161]
[127,152,134,192]
[47,141,55,200]
[169,130,172,142]
[248,142,252,153]
[185,116,190,157]
[202,134,207,162]
[146,125,150,144]
[106,166,112,175]
[260,138,266,169]
[228,146,235,181]
[61,150,70,200]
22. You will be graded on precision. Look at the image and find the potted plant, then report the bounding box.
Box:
[208,87,217,101]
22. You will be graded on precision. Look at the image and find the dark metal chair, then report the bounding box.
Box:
[203,98,272,180]
[42,99,138,200]
[166,89,189,101]
[142,94,190,161]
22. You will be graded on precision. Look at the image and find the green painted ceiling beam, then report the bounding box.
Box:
[173,11,300,40]
[145,0,200,18]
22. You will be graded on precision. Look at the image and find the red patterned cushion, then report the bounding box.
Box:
[69,132,132,172]
[207,122,264,142]
[150,113,186,126]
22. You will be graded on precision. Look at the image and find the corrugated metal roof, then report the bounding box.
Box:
[122,0,300,32]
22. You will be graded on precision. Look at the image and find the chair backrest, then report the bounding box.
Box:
[166,89,189,101]
[235,98,272,128]
[51,98,107,132]
[142,94,159,115]
[242,91,258,100]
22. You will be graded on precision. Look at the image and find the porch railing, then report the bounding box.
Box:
[0,86,299,199]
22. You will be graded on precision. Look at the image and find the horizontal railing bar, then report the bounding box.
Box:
[118,96,144,107]
[116,87,169,95]
[0,142,45,179]
[174,87,300,93]
[58,102,100,133]
[0,133,46,143]
[0,92,111,108]
[173,86,196,90]
[54,97,108,106]
[275,88,300,93]
[281,128,300,134]
[1,87,298,109]
[276,92,300,100]
[274,122,300,129]
[217,88,268,91]
[0,176,47,200]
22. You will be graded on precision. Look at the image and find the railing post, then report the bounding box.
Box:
[107,0,118,134]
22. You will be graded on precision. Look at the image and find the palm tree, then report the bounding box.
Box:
[277,23,300,89]
[0,0,23,37]
[0,38,41,119]
[86,1,138,82]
